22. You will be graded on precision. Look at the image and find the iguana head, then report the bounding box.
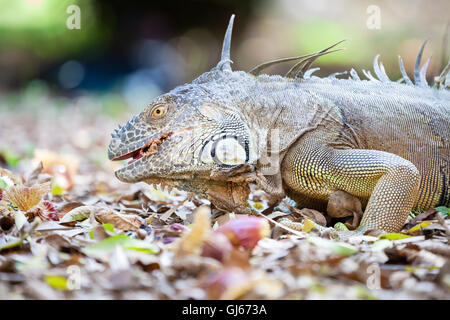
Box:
[108,15,254,207]
[108,84,251,185]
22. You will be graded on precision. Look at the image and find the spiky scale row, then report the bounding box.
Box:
[246,25,441,90]
[248,39,346,78]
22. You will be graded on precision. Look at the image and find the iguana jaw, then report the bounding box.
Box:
[110,131,173,166]
[142,176,251,214]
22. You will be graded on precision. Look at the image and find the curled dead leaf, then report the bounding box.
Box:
[327,190,363,229]
[95,207,142,231]
[24,161,44,186]
[60,205,93,223]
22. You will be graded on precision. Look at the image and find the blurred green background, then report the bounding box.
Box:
[0,0,448,115]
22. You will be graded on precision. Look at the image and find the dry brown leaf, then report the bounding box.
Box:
[0,167,22,185]
[59,202,85,214]
[33,149,79,190]
[416,241,450,258]
[282,199,327,226]
[410,208,438,224]
[298,208,328,227]
[173,205,211,256]
[436,211,450,239]
[44,234,74,251]
[95,207,142,231]
[60,205,93,223]
[3,182,51,211]
[327,191,362,217]
[397,246,447,267]
[327,191,364,229]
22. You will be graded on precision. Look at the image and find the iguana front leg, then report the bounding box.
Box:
[282,138,421,233]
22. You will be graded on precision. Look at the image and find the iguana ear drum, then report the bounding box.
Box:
[200,135,249,167]
[212,135,248,167]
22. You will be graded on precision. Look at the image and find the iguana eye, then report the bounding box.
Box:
[151,105,167,118]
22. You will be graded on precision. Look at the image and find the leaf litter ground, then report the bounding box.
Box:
[0,105,449,300]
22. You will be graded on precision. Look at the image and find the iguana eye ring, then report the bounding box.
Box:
[151,105,167,118]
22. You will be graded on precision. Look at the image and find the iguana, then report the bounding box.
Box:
[108,15,450,234]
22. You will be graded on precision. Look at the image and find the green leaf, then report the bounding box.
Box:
[435,206,449,218]
[1,149,20,167]
[0,178,7,190]
[407,221,431,234]
[0,236,23,251]
[103,223,114,233]
[307,236,358,256]
[44,275,68,290]
[51,180,64,196]
[333,222,349,231]
[378,233,411,240]
[83,234,158,256]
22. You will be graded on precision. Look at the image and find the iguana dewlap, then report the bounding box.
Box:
[108,15,449,233]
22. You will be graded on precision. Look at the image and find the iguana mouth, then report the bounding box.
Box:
[112,131,173,165]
